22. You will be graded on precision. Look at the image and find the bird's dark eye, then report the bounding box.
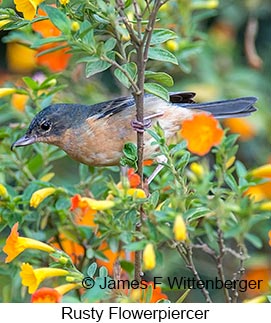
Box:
[40,121,51,131]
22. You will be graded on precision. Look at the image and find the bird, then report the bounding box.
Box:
[11,92,257,166]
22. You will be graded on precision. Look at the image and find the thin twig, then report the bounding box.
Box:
[176,242,212,303]
[231,245,246,303]
[216,228,232,302]
[101,55,140,93]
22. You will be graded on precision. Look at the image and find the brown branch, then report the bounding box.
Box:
[216,228,232,303]
[231,245,246,303]
[244,16,262,70]
[176,242,213,303]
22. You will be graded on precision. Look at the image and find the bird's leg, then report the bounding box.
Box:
[131,112,164,133]
[146,155,168,185]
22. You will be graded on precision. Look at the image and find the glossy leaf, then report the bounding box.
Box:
[114,62,137,88]
[43,5,71,35]
[86,59,111,77]
[150,28,177,45]
[144,82,169,101]
[148,47,178,65]
[145,71,174,87]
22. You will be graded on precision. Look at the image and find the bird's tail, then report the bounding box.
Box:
[180,97,257,119]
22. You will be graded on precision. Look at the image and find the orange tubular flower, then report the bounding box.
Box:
[245,181,271,202]
[11,93,29,112]
[70,194,97,226]
[181,113,224,156]
[3,222,55,263]
[32,8,71,72]
[31,283,79,303]
[31,287,62,303]
[20,263,69,294]
[250,164,271,179]
[127,168,141,188]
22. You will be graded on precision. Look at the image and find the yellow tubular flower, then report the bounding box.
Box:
[126,188,147,199]
[81,197,115,210]
[0,184,8,198]
[54,283,80,295]
[259,202,271,211]
[250,164,271,179]
[0,88,16,98]
[143,243,156,270]
[20,263,69,294]
[14,0,44,20]
[60,0,70,5]
[225,156,236,169]
[173,215,187,241]
[3,223,55,263]
[30,187,56,208]
[190,162,204,178]
[40,173,55,182]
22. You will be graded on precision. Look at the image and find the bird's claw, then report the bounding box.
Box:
[131,119,152,133]
[131,112,164,133]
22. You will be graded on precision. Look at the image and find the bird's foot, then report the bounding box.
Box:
[131,112,164,133]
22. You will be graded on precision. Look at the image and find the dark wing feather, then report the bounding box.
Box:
[169,92,196,104]
[90,96,135,119]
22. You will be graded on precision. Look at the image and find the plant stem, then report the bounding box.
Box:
[216,227,232,302]
[176,242,212,303]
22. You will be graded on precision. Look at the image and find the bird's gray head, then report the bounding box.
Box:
[11,104,90,150]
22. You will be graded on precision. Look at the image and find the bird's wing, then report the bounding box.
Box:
[87,96,135,120]
[87,91,197,120]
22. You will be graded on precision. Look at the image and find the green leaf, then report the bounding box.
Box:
[236,161,247,178]
[148,47,178,65]
[125,240,147,251]
[87,262,97,277]
[176,289,191,303]
[150,28,177,45]
[31,36,67,48]
[99,266,108,277]
[35,44,68,57]
[224,173,238,192]
[144,83,169,101]
[145,71,174,87]
[185,207,210,221]
[245,233,263,249]
[104,38,117,52]
[22,77,39,90]
[85,59,111,77]
[43,5,71,35]
[79,21,95,47]
[122,142,138,160]
[119,260,134,275]
[145,284,153,303]
[114,62,137,88]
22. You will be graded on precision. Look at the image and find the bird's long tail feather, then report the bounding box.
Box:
[179,97,257,119]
